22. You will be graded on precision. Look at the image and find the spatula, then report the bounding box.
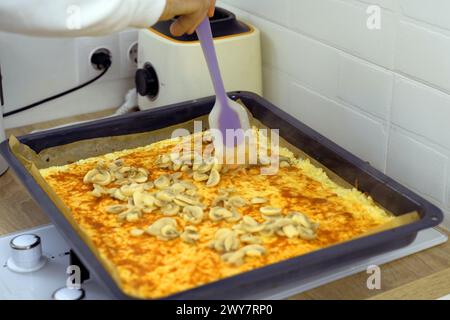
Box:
[196,18,251,149]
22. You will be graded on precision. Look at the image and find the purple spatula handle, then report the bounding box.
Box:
[196,18,228,107]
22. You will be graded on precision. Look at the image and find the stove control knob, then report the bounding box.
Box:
[7,234,47,273]
[135,63,159,100]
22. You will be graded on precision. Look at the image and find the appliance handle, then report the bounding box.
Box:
[0,64,4,106]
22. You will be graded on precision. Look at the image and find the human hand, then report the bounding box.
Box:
[160,0,216,37]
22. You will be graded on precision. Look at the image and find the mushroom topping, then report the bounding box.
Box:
[181,206,204,224]
[206,169,220,187]
[154,175,171,189]
[179,181,197,190]
[288,212,318,230]
[155,190,175,202]
[120,183,144,197]
[298,227,317,240]
[105,204,129,215]
[196,162,213,174]
[175,194,200,206]
[228,196,247,208]
[221,245,266,266]
[126,211,140,223]
[193,172,209,182]
[169,183,186,194]
[130,228,144,237]
[281,224,300,238]
[251,197,268,205]
[161,203,180,216]
[112,189,128,201]
[84,169,112,186]
[260,206,282,217]
[209,228,240,253]
[133,191,155,207]
[240,234,262,244]
[209,207,233,222]
[221,250,245,266]
[91,184,109,197]
[241,244,266,257]
[130,168,149,183]
[146,218,180,241]
[234,216,265,233]
[181,226,200,244]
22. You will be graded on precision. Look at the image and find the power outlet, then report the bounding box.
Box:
[75,34,120,84]
[119,29,139,78]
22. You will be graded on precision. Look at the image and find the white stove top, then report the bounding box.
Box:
[0,225,447,300]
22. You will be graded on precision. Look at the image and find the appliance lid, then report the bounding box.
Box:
[150,7,251,42]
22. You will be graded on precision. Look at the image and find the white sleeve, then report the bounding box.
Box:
[0,0,167,37]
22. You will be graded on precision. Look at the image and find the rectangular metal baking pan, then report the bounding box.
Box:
[0,92,443,299]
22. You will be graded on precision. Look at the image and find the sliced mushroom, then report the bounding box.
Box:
[175,194,199,206]
[155,190,175,202]
[126,211,140,223]
[181,206,204,224]
[228,196,247,208]
[112,189,128,201]
[241,244,266,257]
[221,251,245,266]
[146,218,179,241]
[120,183,144,197]
[105,204,129,215]
[90,169,112,186]
[193,172,209,182]
[180,181,197,190]
[260,206,282,217]
[91,184,108,197]
[83,169,99,184]
[133,191,155,208]
[235,216,265,233]
[251,197,268,205]
[196,162,213,174]
[209,228,240,253]
[154,175,171,189]
[289,212,315,229]
[160,224,180,241]
[227,208,242,222]
[209,207,233,222]
[206,169,220,187]
[131,168,149,183]
[298,227,317,240]
[161,203,180,216]
[170,183,186,194]
[240,234,262,244]
[130,228,144,237]
[282,224,300,238]
[181,226,200,244]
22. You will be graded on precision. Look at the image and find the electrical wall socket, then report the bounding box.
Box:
[119,29,139,78]
[75,30,138,85]
[76,34,120,83]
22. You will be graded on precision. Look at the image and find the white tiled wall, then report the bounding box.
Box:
[219,0,450,230]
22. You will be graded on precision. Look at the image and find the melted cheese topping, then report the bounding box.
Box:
[40,135,392,299]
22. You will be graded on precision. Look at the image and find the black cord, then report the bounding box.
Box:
[3,51,112,118]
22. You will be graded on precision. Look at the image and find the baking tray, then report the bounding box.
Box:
[0,92,443,299]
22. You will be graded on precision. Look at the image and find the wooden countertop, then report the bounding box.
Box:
[1,110,449,300]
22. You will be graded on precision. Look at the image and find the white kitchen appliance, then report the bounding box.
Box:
[0,64,8,176]
[135,7,262,110]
